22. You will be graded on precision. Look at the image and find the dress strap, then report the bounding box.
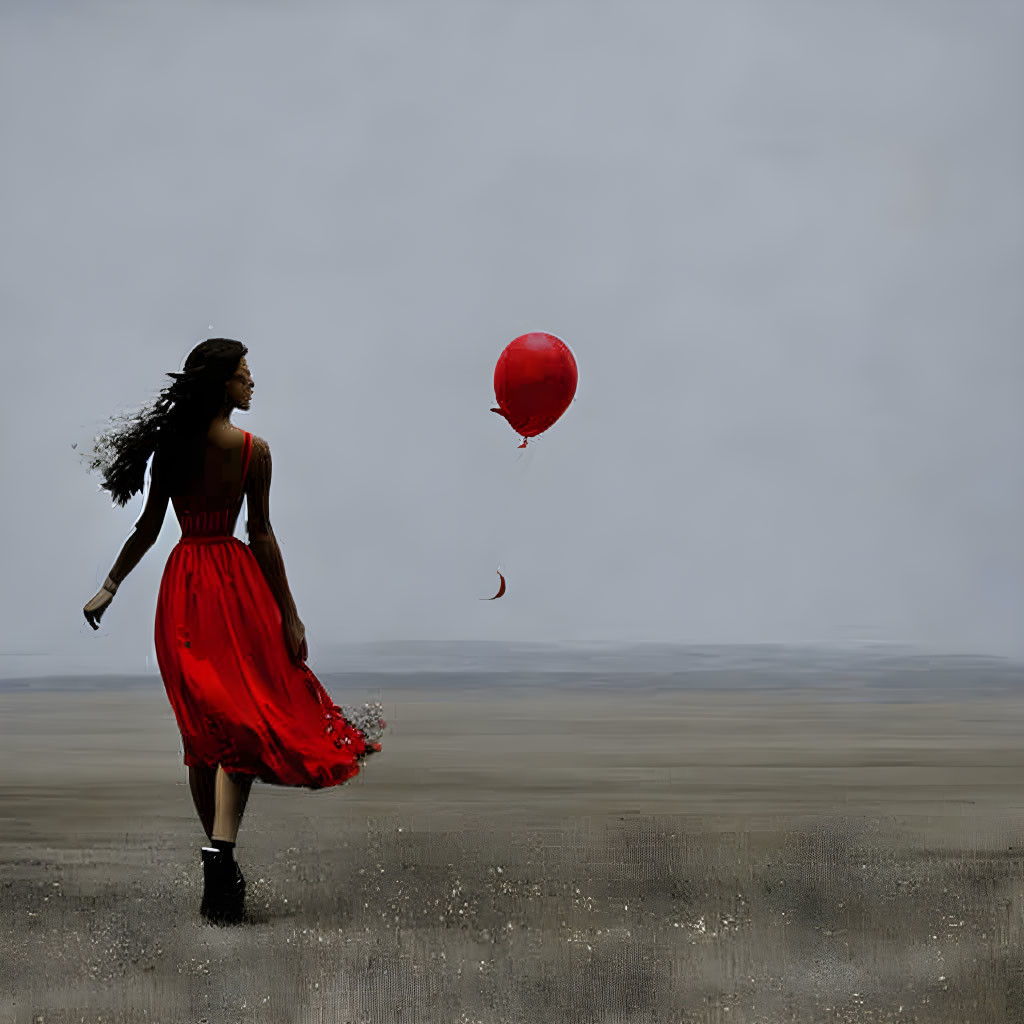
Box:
[240,431,253,491]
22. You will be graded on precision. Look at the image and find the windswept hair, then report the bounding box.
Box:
[83,338,248,507]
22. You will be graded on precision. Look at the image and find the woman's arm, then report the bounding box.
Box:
[245,436,301,625]
[104,460,169,587]
[84,524,158,628]
[105,527,159,588]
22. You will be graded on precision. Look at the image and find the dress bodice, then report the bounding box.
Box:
[172,430,253,539]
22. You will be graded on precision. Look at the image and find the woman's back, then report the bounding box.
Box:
[171,425,256,538]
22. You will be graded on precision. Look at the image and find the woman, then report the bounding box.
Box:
[81,338,385,926]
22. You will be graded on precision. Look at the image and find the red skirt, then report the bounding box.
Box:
[154,534,384,789]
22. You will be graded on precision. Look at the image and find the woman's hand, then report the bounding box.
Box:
[83,586,115,629]
[283,615,308,665]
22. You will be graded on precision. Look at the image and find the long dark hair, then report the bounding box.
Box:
[83,338,248,507]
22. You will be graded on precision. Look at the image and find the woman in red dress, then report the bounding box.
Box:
[82,338,385,926]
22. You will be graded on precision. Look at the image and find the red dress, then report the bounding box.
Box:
[153,430,384,788]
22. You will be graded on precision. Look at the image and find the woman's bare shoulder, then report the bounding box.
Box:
[248,434,271,478]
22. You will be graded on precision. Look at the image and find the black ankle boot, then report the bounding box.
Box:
[200,846,246,925]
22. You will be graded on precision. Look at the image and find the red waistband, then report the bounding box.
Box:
[177,535,240,545]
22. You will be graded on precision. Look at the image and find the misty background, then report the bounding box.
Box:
[1,1,1022,679]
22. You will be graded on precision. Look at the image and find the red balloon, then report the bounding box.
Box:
[491,332,577,446]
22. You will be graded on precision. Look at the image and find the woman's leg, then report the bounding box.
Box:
[200,765,252,924]
[212,765,255,843]
[188,764,217,843]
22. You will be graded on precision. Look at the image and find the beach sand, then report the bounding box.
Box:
[1,677,1023,1023]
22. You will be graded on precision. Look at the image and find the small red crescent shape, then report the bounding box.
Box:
[481,570,506,600]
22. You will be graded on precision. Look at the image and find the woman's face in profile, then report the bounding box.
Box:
[228,357,254,411]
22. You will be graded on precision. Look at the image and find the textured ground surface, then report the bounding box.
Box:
[1,676,1023,1023]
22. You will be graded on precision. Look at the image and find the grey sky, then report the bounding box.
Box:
[2,1,1022,677]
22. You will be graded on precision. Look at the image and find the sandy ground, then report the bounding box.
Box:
[1,677,1023,1023]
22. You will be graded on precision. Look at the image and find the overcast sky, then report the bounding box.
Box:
[1,1,1022,677]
